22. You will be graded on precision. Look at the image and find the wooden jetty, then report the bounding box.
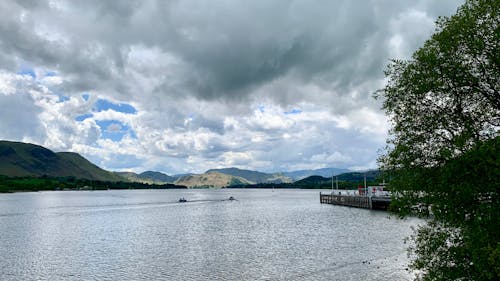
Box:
[320,192,391,210]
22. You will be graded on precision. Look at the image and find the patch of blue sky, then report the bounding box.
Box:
[75,113,93,122]
[96,119,137,142]
[258,105,265,113]
[58,95,70,103]
[17,67,36,78]
[284,108,302,115]
[94,98,137,114]
[45,71,56,77]
[129,129,138,139]
[82,93,90,101]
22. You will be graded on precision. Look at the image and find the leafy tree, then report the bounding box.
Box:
[376,0,499,280]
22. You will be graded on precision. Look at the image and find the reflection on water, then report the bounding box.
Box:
[0,189,419,280]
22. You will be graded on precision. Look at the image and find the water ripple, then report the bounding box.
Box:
[0,189,419,280]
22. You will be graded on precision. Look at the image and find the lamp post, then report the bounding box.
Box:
[331,171,334,193]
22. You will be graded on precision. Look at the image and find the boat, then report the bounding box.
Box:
[228,196,235,201]
[179,197,187,203]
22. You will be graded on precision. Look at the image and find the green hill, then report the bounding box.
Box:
[0,140,122,181]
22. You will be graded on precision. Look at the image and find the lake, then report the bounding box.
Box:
[0,189,420,280]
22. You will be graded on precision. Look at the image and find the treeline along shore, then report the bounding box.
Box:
[227,181,380,190]
[0,175,187,193]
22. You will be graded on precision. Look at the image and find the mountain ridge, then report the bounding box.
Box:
[126,167,359,187]
[206,167,292,184]
[1,140,372,188]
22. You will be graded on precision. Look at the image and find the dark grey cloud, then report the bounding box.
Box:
[0,0,463,104]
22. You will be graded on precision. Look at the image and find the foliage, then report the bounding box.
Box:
[400,138,500,280]
[377,0,499,280]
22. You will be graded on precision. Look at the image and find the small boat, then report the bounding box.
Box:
[228,196,235,201]
[178,197,187,203]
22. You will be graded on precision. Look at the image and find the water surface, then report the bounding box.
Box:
[0,189,419,280]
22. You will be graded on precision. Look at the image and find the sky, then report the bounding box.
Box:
[0,0,464,175]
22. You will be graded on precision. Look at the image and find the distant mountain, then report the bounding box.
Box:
[170,173,193,181]
[283,167,351,180]
[175,171,252,188]
[138,171,176,183]
[0,140,122,181]
[114,171,149,183]
[114,171,138,181]
[206,167,292,184]
[115,171,184,184]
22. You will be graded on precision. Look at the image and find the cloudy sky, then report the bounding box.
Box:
[0,0,463,174]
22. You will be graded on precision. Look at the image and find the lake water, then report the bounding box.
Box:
[0,189,419,280]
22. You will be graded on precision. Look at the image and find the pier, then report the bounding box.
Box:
[320,190,391,210]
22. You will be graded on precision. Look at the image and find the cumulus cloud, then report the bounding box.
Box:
[0,0,464,174]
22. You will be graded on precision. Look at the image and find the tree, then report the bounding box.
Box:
[376,0,499,280]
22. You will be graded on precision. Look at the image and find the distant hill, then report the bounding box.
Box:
[294,175,331,185]
[0,140,122,181]
[175,171,252,188]
[291,170,382,188]
[283,167,351,180]
[115,171,181,184]
[206,167,292,184]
